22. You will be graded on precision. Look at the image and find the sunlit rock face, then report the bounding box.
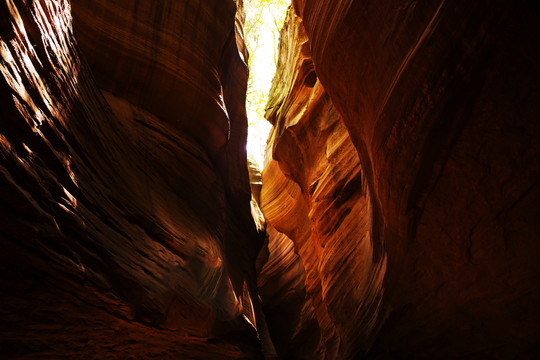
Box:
[0,0,267,358]
[2,0,539,358]
[260,10,385,359]
[261,1,540,358]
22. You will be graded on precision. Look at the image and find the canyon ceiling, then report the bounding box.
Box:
[1,0,539,359]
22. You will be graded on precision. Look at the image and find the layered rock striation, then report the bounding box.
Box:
[259,10,385,359]
[2,0,540,359]
[261,1,540,358]
[0,0,269,358]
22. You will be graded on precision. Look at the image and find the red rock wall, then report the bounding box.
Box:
[260,10,385,359]
[0,0,268,358]
[261,1,540,358]
[2,0,539,358]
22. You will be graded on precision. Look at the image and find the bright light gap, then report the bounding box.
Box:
[244,0,289,168]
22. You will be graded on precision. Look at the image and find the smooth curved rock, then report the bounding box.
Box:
[71,0,236,158]
[0,0,267,358]
[260,10,385,359]
[2,0,539,358]
[260,1,540,358]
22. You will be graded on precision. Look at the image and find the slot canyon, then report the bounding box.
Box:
[1,0,539,358]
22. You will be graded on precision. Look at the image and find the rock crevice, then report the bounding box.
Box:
[1,0,539,359]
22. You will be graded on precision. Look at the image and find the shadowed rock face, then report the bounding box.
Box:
[1,0,540,359]
[0,0,268,358]
[260,1,540,359]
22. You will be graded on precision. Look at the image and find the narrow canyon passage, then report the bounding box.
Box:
[1,1,539,359]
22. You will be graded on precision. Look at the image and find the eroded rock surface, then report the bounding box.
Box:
[0,0,267,358]
[260,10,385,359]
[261,1,540,359]
[2,0,539,359]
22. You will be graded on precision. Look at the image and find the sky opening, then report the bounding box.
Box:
[243,0,289,168]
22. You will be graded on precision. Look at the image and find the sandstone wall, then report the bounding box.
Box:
[0,0,267,358]
[261,2,540,358]
[260,10,385,359]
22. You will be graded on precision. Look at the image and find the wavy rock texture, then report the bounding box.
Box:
[2,0,540,358]
[0,0,269,358]
[260,1,540,358]
[260,10,385,359]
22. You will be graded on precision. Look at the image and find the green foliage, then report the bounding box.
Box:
[243,0,289,165]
